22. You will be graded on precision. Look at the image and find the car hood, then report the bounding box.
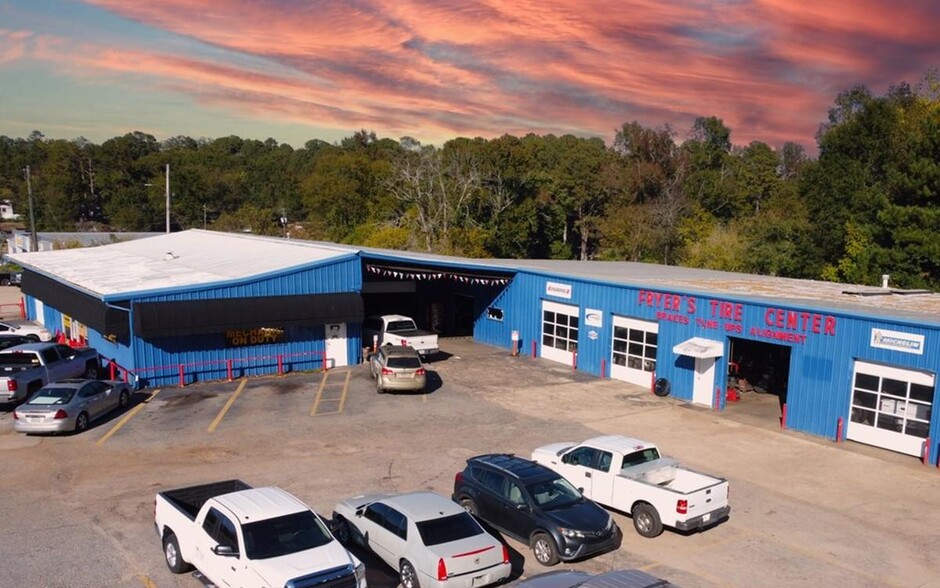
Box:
[531,443,576,464]
[542,499,611,532]
[251,540,359,586]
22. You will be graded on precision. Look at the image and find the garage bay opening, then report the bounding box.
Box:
[727,337,792,420]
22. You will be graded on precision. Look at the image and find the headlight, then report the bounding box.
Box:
[558,527,585,539]
[355,562,367,587]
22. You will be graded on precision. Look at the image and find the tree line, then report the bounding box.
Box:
[1,72,937,290]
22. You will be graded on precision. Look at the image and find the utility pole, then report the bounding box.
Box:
[203,203,207,229]
[24,166,38,252]
[165,163,171,233]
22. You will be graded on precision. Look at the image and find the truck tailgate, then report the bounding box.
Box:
[683,478,729,520]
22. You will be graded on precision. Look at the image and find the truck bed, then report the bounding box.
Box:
[160,479,250,519]
[620,458,725,494]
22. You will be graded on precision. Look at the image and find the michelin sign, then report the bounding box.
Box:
[870,328,924,355]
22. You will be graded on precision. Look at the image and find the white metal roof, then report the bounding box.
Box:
[8,230,356,299]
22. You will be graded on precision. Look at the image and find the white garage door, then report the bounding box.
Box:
[847,360,934,457]
[610,316,658,387]
[541,300,579,365]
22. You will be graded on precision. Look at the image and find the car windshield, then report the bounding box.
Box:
[387,356,421,369]
[386,320,416,332]
[416,512,483,546]
[526,477,582,510]
[28,387,75,405]
[242,511,333,560]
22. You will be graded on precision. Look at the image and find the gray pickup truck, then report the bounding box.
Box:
[0,342,100,404]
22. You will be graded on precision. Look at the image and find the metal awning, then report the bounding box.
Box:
[673,337,724,359]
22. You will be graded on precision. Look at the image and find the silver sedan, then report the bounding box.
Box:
[369,345,427,393]
[13,379,132,434]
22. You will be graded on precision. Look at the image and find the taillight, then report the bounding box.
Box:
[676,499,688,514]
[455,471,464,486]
[381,367,394,375]
[53,409,68,420]
[401,339,408,346]
[501,543,509,564]
[6,379,16,391]
[437,558,447,581]
[415,368,426,376]
[12,411,18,420]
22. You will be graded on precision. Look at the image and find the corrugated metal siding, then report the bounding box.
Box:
[130,257,362,387]
[475,270,940,459]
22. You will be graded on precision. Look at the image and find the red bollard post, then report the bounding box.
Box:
[178,364,185,388]
[322,350,328,371]
[121,368,128,383]
[109,362,116,380]
[226,359,233,382]
[19,299,25,319]
[836,417,844,442]
[923,437,931,466]
[531,340,536,358]
[713,387,721,411]
[600,358,606,379]
[277,355,283,376]
[781,403,788,430]
[572,351,577,372]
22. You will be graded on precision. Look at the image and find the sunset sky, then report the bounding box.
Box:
[1,0,938,150]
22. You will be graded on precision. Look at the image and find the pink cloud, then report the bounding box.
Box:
[25,1,940,148]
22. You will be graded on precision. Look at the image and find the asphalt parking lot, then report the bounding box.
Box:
[1,328,939,588]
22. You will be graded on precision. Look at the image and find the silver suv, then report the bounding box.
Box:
[369,345,426,393]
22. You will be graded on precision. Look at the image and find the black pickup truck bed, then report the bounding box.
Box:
[160,479,250,519]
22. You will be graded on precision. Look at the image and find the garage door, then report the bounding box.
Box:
[610,316,658,387]
[847,360,934,457]
[541,300,579,365]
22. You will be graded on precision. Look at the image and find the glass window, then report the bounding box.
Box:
[850,407,875,426]
[852,391,878,410]
[854,372,879,391]
[611,321,657,374]
[203,508,221,536]
[504,482,526,505]
[565,447,598,467]
[242,511,332,560]
[881,378,907,398]
[598,451,613,472]
[910,383,933,403]
[218,515,238,550]
[526,477,581,509]
[364,503,389,526]
[383,508,407,540]
[876,414,903,432]
[417,513,483,546]
[905,421,929,438]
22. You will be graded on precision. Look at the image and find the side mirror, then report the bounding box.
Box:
[561,453,570,464]
[212,545,238,557]
[577,487,585,494]
[515,503,529,511]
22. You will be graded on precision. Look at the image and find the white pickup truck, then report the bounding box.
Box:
[362,314,439,358]
[532,435,730,538]
[154,479,367,588]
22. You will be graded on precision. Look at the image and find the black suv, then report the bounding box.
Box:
[453,454,621,566]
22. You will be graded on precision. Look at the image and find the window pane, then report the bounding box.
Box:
[556,326,568,340]
[854,372,879,391]
[613,340,626,353]
[554,338,567,351]
[628,329,644,342]
[910,383,933,403]
[569,316,578,329]
[613,326,628,340]
[905,420,929,438]
[627,356,642,370]
[613,353,626,366]
[542,334,553,347]
[567,341,578,353]
[628,343,643,356]
[881,378,907,398]
[851,407,875,425]
[543,311,554,323]
[644,360,656,372]
[646,332,658,346]
[875,414,902,432]
[643,345,656,359]
[852,390,878,410]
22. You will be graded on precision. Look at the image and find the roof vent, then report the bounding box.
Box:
[164,251,178,261]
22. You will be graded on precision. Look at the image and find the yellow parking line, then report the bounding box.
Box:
[138,575,158,588]
[310,371,330,416]
[208,379,247,433]
[96,389,161,447]
[336,369,351,412]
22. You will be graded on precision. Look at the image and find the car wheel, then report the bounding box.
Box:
[163,533,193,574]
[333,516,351,543]
[632,503,663,538]
[531,533,559,566]
[376,378,385,394]
[400,559,420,588]
[459,498,478,516]
[26,334,40,342]
[118,389,129,409]
[74,412,89,433]
[83,363,100,379]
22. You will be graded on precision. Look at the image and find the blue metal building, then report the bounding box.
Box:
[9,230,939,464]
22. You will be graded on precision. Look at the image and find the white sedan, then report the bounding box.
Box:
[0,319,52,342]
[332,492,511,588]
